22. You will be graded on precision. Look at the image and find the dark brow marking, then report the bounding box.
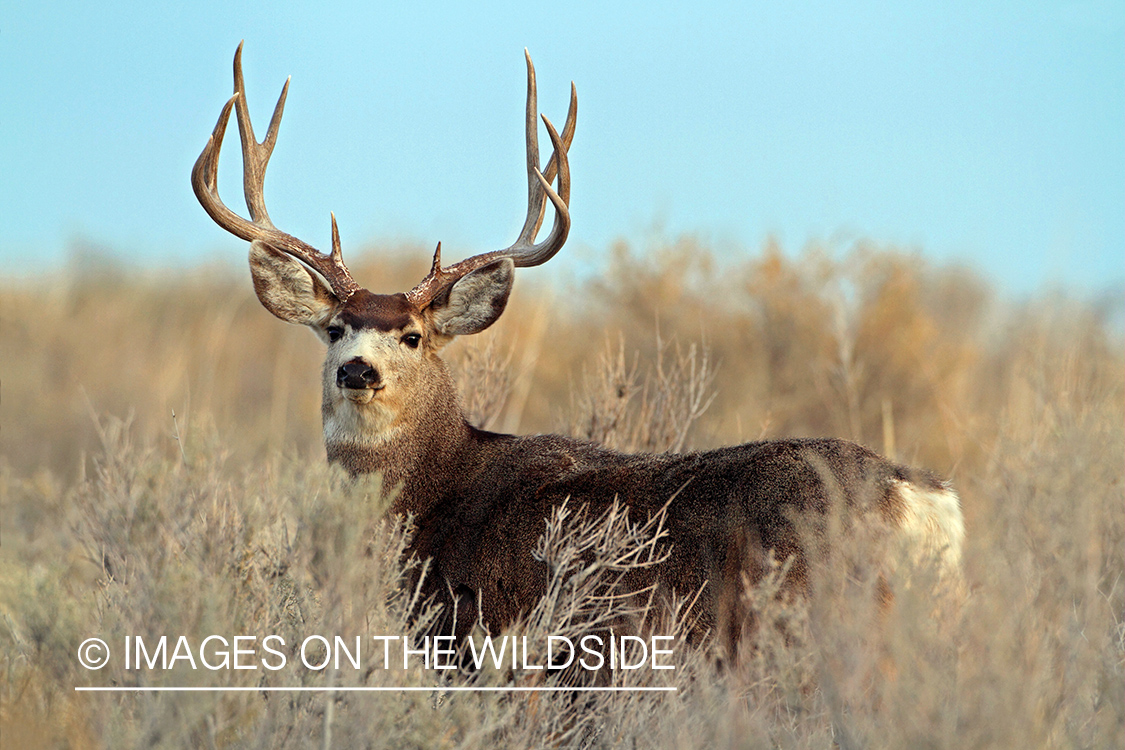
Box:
[338,290,416,332]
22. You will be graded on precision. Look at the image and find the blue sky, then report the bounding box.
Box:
[2,1,1122,297]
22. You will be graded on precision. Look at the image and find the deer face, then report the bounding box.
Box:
[248,240,514,443]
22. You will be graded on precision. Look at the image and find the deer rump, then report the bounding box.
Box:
[403,431,958,650]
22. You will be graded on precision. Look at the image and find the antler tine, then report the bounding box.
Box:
[530,81,578,239]
[405,51,575,308]
[191,42,360,301]
[507,114,570,266]
[231,41,289,226]
[504,50,574,262]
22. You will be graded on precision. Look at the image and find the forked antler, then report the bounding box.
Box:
[194,44,575,309]
[405,49,577,308]
[192,42,361,301]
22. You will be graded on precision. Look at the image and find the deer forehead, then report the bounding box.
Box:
[332,290,423,332]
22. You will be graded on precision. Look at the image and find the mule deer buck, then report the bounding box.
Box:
[193,44,964,655]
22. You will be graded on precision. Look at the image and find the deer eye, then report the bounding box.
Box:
[401,333,422,348]
[326,326,344,343]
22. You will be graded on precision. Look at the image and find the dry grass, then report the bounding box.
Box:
[1,236,1122,748]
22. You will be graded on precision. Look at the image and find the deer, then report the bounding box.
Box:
[193,43,964,657]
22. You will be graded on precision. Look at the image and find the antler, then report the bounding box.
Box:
[192,42,360,301]
[406,49,577,308]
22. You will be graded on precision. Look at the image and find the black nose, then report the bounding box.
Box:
[336,360,380,389]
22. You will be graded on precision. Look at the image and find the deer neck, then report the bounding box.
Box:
[322,357,472,511]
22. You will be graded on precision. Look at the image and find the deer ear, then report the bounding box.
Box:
[428,258,514,337]
[249,240,339,327]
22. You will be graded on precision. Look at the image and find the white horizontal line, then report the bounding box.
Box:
[75,686,677,693]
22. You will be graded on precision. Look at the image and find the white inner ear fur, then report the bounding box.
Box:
[431,258,514,337]
[249,240,338,328]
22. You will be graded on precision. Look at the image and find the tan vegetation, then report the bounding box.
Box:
[2,236,1122,747]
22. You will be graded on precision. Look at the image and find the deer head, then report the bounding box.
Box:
[192,43,576,462]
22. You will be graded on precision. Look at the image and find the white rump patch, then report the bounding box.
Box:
[891,479,965,579]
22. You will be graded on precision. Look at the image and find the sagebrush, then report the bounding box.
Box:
[2,238,1121,748]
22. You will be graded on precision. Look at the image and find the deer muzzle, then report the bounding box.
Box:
[336,359,382,393]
